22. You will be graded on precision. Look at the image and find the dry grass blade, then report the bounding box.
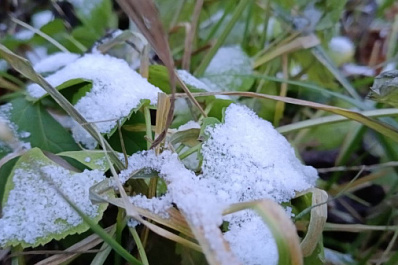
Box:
[115,0,176,148]
[297,188,328,257]
[254,35,320,68]
[34,226,115,265]
[151,93,171,150]
[178,91,398,142]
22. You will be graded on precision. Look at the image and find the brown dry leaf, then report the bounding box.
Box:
[115,0,176,148]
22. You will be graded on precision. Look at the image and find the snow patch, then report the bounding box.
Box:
[27,53,162,148]
[33,52,80,74]
[0,164,105,245]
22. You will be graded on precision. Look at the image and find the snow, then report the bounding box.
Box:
[177,69,210,91]
[201,104,318,264]
[117,104,318,265]
[31,10,54,29]
[329,36,354,54]
[25,47,48,65]
[177,121,200,131]
[0,59,8,71]
[14,30,34,40]
[119,150,234,264]
[67,0,101,16]
[202,104,317,204]
[33,52,79,74]
[129,193,172,219]
[0,164,105,246]
[27,53,162,148]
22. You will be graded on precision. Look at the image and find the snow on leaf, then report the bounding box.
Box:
[27,53,162,148]
[0,148,108,248]
[33,52,79,75]
[201,46,254,92]
[201,103,318,265]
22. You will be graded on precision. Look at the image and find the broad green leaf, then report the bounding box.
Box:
[73,0,117,38]
[29,78,92,103]
[58,150,110,171]
[6,97,79,153]
[108,111,147,155]
[0,157,18,206]
[106,99,151,138]
[199,117,220,141]
[148,65,172,93]
[207,98,234,120]
[0,148,108,248]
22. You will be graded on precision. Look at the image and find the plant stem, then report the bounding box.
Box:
[179,144,201,160]
[129,227,149,265]
[144,107,153,150]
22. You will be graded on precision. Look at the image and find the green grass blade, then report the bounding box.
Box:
[194,0,250,76]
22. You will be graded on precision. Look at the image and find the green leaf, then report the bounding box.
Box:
[0,148,108,248]
[73,0,117,38]
[201,46,254,92]
[0,157,18,207]
[208,98,234,120]
[6,97,80,153]
[303,239,325,265]
[199,117,220,141]
[57,150,110,171]
[368,70,398,107]
[30,78,93,103]
[108,111,147,155]
[148,65,171,93]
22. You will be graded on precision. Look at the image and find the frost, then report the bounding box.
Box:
[27,54,162,148]
[0,162,105,246]
[33,52,80,74]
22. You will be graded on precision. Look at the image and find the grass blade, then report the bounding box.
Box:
[181,91,398,142]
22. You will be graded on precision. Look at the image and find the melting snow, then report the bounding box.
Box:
[27,53,162,148]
